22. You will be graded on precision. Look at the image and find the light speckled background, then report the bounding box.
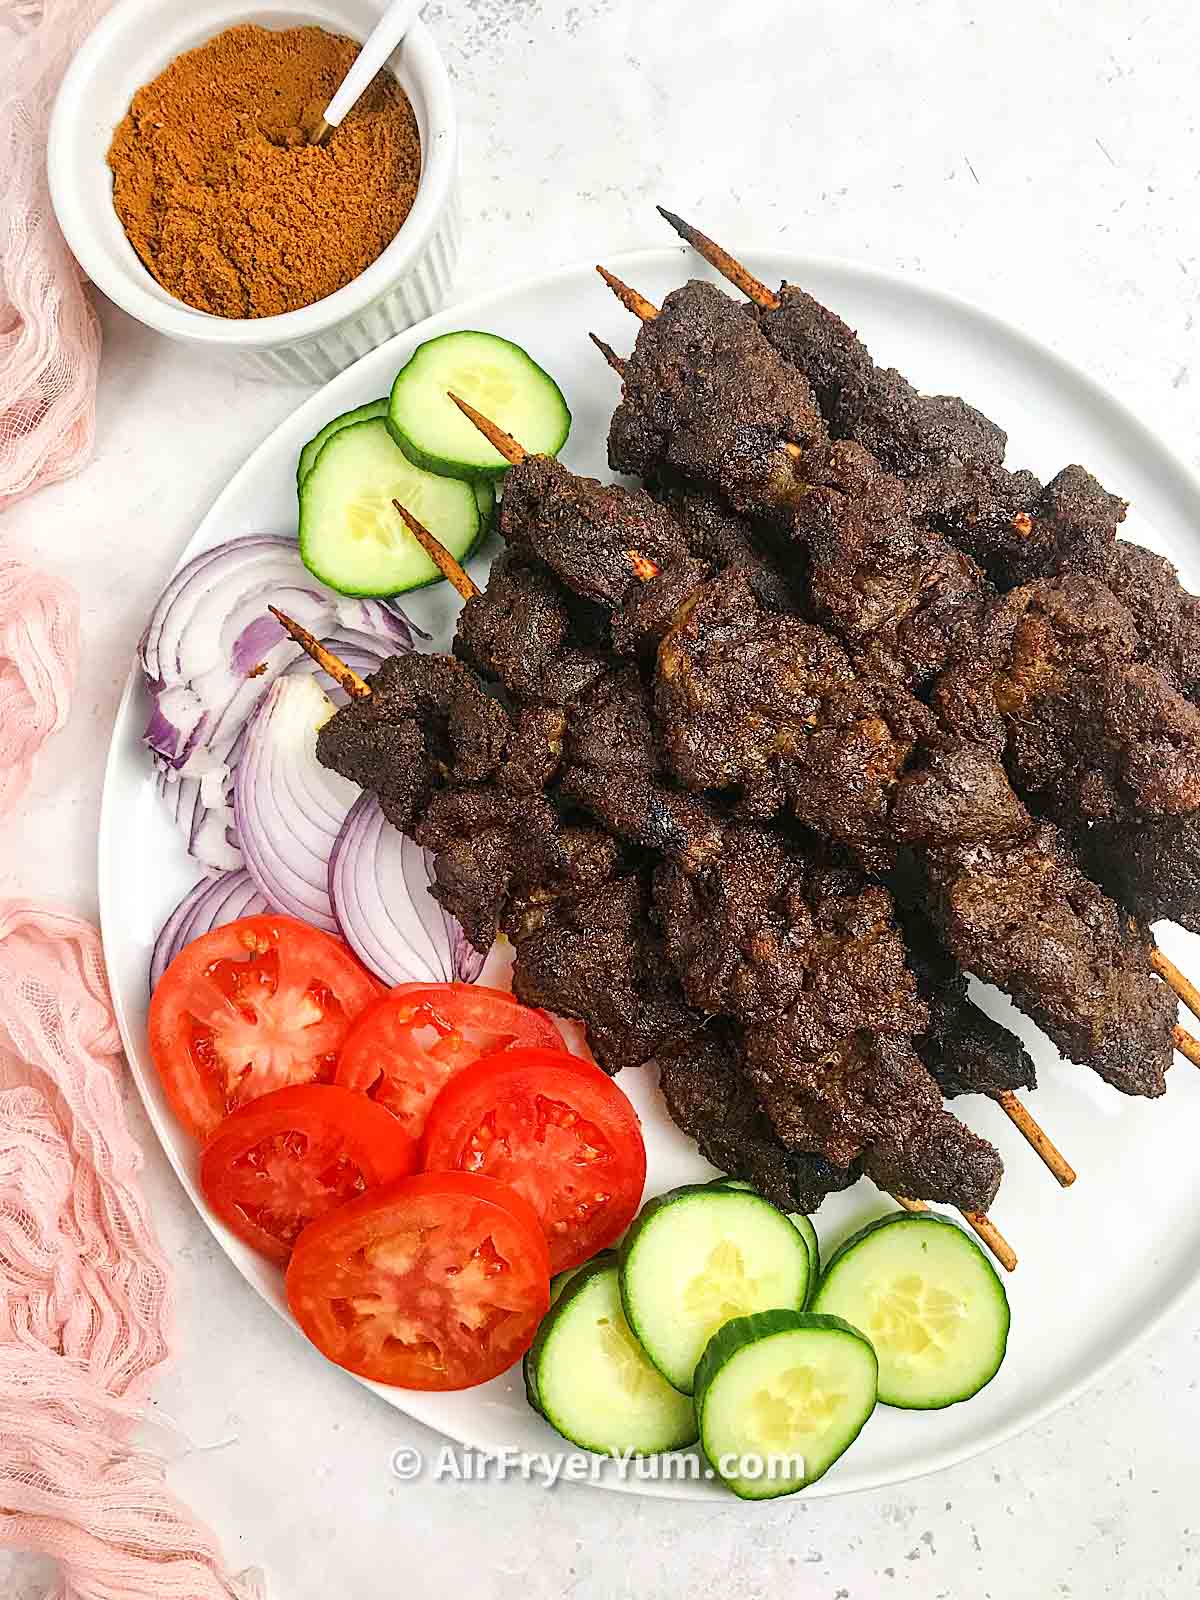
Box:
[5,1,1200,1595]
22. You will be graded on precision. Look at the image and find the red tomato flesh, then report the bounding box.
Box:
[421,1047,646,1275]
[199,1084,418,1264]
[335,983,562,1140]
[149,914,381,1140]
[286,1171,550,1389]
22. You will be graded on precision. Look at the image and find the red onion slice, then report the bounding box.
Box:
[233,675,359,931]
[149,869,269,989]
[329,793,486,986]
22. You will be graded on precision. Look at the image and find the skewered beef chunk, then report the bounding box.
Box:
[453,546,609,708]
[558,667,725,873]
[896,900,1036,1098]
[923,822,1174,1097]
[794,440,992,690]
[653,826,926,1039]
[610,556,708,656]
[498,454,694,608]
[510,874,696,1075]
[649,475,803,613]
[609,280,827,523]
[1074,811,1200,936]
[653,1026,861,1214]
[1010,464,1127,584]
[741,1027,1003,1212]
[418,786,618,952]
[908,460,1045,583]
[1106,539,1200,700]
[316,653,514,832]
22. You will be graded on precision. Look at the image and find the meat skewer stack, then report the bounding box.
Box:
[653,210,1200,943]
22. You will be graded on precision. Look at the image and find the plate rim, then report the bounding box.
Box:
[99,244,1200,1503]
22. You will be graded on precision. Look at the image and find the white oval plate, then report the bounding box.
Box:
[100,248,1200,1501]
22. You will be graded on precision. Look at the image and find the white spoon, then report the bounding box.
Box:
[310,0,423,146]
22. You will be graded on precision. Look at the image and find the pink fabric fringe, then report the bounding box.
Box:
[0,560,80,816]
[1,0,107,510]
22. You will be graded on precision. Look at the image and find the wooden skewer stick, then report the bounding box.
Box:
[1173,1024,1200,1069]
[595,265,804,464]
[893,1194,927,1213]
[589,332,627,377]
[995,1091,1076,1187]
[1151,948,1200,1032]
[392,500,479,601]
[447,392,525,466]
[655,207,781,311]
[267,606,370,699]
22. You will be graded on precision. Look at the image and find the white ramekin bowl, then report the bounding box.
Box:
[49,0,461,383]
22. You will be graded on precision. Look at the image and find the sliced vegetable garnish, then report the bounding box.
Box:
[329,792,484,986]
[618,1184,811,1393]
[141,532,420,872]
[148,913,381,1140]
[694,1311,878,1499]
[525,1252,697,1456]
[285,1171,551,1389]
[298,418,482,596]
[199,1083,418,1263]
[297,398,389,486]
[387,330,570,480]
[811,1211,1010,1409]
[233,674,358,932]
[422,1046,646,1275]
[149,869,269,991]
[335,985,562,1141]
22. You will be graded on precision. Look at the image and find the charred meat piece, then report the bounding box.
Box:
[453,546,610,708]
[741,1027,1003,1214]
[924,822,1174,1097]
[609,280,827,524]
[653,826,926,1038]
[896,900,1036,1098]
[418,786,618,953]
[653,1026,861,1215]
[1074,811,1200,937]
[1106,539,1200,701]
[649,474,804,613]
[498,454,694,609]
[937,575,1200,822]
[510,874,696,1075]
[558,666,725,872]
[317,653,517,832]
[610,556,709,657]
[794,439,993,689]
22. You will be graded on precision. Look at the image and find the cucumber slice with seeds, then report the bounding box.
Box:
[297,398,389,486]
[298,418,481,596]
[619,1184,811,1394]
[708,1178,820,1307]
[526,1253,697,1456]
[388,331,571,481]
[812,1211,1009,1409]
[694,1310,878,1499]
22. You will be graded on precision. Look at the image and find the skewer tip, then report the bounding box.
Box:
[391,501,480,602]
[268,606,371,700]
[596,265,659,323]
[589,331,628,378]
[446,392,526,466]
[653,207,780,311]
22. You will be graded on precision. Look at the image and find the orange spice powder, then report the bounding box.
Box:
[107,24,422,319]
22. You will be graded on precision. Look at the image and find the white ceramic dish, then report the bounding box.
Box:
[99,248,1200,1501]
[48,0,460,383]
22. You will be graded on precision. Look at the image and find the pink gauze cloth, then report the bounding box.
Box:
[1,0,108,510]
[0,567,263,1598]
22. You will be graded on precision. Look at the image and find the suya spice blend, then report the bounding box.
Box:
[107,25,422,318]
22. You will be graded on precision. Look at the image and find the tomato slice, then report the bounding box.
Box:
[286,1171,550,1389]
[149,914,382,1140]
[199,1084,418,1263]
[334,983,563,1140]
[421,1047,647,1275]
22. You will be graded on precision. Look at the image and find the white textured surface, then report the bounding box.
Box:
[4,0,1200,1595]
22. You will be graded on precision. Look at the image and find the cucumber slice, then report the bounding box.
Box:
[812,1212,1010,1409]
[526,1252,698,1456]
[708,1179,820,1307]
[524,1262,584,1416]
[474,477,497,535]
[694,1310,877,1500]
[298,418,481,597]
[387,331,571,482]
[619,1185,811,1394]
[297,398,389,486]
